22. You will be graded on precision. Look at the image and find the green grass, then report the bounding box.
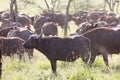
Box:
[0,0,120,80]
[1,50,120,80]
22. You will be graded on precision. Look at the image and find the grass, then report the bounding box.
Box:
[1,50,120,80]
[0,0,120,80]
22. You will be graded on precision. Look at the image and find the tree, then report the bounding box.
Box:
[116,0,120,13]
[64,0,73,36]
[103,0,120,12]
[44,0,61,13]
[42,0,73,36]
[10,0,18,22]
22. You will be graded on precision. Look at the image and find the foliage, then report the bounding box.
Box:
[1,0,119,15]
[69,0,104,14]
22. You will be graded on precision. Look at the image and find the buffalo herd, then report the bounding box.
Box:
[0,9,120,76]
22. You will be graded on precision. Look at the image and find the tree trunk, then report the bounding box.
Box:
[64,0,73,36]
[44,0,50,11]
[116,0,119,13]
[105,0,118,12]
[10,0,18,22]
[14,0,18,22]
[10,0,14,22]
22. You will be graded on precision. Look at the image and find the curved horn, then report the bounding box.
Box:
[38,28,43,38]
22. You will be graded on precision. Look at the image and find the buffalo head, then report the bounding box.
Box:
[23,34,41,49]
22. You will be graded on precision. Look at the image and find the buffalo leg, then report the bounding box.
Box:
[102,53,110,72]
[89,55,96,66]
[28,49,33,59]
[0,41,2,78]
[50,60,57,73]
[18,50,24,61]
[102,53,109,66]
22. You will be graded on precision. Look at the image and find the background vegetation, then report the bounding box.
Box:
[0,0,120,80]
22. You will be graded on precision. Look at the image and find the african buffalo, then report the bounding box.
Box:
[41,11,66,28]
[86,9,107,23]
[7,27,34,59]
[98,15,119,26]
[0,9,31,25]
[18,14,31,27]
[7,27,33,41]
[53,13,66,28]
[0,27,13,37]
[23,34,91,73]
[0,21,23,37]
[42,22,58,36]
[33,15,51,34]
[75,21,110,35]
[83,26,120,67]
[33,11,66,34]
[0,10,11,22]
[1,20,23,30]
[0,37,25,59]
[72,9,107,26]
[72,11,88,26]
[75,22,98,35]
[0,11,3,22]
